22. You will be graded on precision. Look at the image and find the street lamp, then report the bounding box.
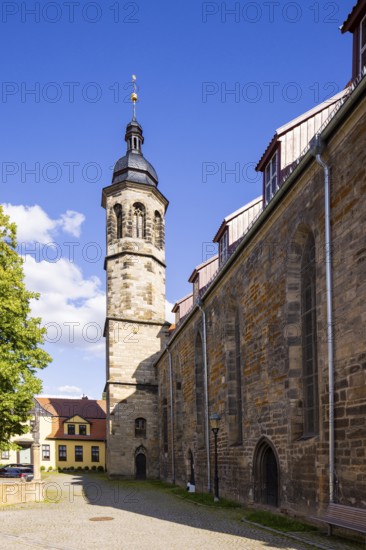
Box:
[210,412,221,502]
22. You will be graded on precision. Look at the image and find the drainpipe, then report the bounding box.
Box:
[311,135,335,503]
[166,346,175,484]
[197,298,211,493]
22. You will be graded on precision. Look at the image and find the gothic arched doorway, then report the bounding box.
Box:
[135,446,147,480]
[254,439,279,507]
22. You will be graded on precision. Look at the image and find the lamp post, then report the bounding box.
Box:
[209,413,221,502]
[30,407,41,482]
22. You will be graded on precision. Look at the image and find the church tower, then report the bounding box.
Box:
[102,84,169,478]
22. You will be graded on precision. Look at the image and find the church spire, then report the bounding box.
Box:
[125,74,144,154]
[131,74,138,120]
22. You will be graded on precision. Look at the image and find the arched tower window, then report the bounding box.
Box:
[133,203,146,239]
[154,211,163,249]
[113,204,122,239]
[301,233,319,436]
[195,331,205,448]
[135,418,146,438]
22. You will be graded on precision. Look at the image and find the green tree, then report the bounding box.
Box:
[0,206,52,449]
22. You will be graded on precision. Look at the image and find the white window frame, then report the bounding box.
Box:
[264,150,278,204]
[360,15,366,74]
[42,444,50,461]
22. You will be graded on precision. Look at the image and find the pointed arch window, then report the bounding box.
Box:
[301,233,319,436]
[133,203,146,239]
[114,204,122,239]
[154,211,163,249]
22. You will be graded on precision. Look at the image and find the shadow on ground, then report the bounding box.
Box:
[39,472,364,550]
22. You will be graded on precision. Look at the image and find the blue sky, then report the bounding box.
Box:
[0,1,356,398]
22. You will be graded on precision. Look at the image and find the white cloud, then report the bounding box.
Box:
[59,210,85,238]
[58,385,82,394]
[23,255,105,356]
[1,204,85,243]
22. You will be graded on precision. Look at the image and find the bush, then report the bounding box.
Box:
[40,465,46,471]
[84,466,89,471]
[48,466,53,471]
[91,465,97,471]
[97,466,104,472]
[76,466,82,470]
[69,466,74,471]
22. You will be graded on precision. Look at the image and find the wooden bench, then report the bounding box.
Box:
[313,503,366,536]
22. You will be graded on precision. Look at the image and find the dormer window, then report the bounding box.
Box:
[219,229,228,265]
[193,276,199,301]
[67,424,75,435]
[360,15,366,73]
[264,150,278,204]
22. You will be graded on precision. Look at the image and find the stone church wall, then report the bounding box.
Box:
[157,97,366,516]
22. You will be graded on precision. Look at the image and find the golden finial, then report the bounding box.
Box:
[131,74,138,119]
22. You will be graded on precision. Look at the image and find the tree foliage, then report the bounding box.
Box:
[0,206,52,449]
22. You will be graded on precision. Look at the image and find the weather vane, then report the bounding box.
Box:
[131,74,138,119]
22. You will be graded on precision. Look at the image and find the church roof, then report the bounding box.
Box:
[112,118,158,187]
[112,152,158,186]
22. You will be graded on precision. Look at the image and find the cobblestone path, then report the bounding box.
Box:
[0,474,363,550]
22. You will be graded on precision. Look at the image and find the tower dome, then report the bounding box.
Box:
[112,117,158,187]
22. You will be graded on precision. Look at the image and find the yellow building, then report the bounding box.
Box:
[1,397,106,470]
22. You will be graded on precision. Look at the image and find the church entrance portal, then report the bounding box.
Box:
[135,453,146,480]
[254,439,279,507]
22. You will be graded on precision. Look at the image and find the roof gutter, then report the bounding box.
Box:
[310,135,335,504]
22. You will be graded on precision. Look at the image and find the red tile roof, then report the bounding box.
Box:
[35,397,106,441]
[47,418,106,441]
[36,397,106,419]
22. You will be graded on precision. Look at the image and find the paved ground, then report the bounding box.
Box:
[0,474,364,550]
